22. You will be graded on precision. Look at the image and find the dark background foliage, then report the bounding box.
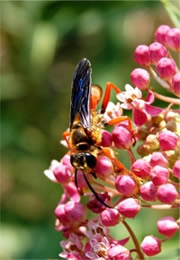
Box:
[1,1,179,259]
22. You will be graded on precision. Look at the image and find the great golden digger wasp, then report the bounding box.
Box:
[63,58,135,208]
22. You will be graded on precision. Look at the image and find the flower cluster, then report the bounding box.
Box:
[45,25,180,259]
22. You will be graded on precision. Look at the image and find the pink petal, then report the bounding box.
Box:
[145,90,154,104]
[145,104,163,116]
[64,182,80,202]
[133,108,148,126]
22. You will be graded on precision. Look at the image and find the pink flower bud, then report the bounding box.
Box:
[112,124,133,150]
[61,154,74,171]
[134,45,150,66]
[87,192,110,213]
[100,130,112,147]
[150,165,169,185]
[166,28,180,51]
[157,216,179,237]
[115,175,136,196]
[53,164,71,184]
[101,208,120,226]
[108,245,130,260]
[156,57,176,79]
[172,160,180,179]
[157,183,178,204]
[117,198,140,218]
[154,25,170,45]
[140,181,157,201]
[65,182,80,202]
[159,130,178,151]
[150,152,168,167]
[141,236,161,256]
[149,42,167,64]
[130,68,150,89]
[131,159,151,179]
[95,156,113,177]
[172,72,180,96]
[64,201,86,222]
[54,204,69,225]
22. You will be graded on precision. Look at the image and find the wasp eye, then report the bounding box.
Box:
[85,153,96,169]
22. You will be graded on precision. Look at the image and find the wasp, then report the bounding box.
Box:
[64,58,133,208]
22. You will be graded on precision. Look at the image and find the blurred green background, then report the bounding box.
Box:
[1,1,179,259]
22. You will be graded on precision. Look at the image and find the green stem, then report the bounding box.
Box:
[122,220,145,260]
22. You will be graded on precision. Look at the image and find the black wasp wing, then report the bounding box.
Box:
[70,58,92,130]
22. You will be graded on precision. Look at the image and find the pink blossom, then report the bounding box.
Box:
[149,42,167,64]
[115,175,136,196]
[172,72,180,96]
[53,164,72,184]
[140,181,157,201]
[112,123,133,150]
[64,200,86,222]
[172,160,180,179]
[166,28,180,51]
[130,68,150,89]
[157,183,178,204]
[60,233,84,259]
[150,165,169,185]
[117,198,140,218]
[65,182,80,203]
[158,130,178,151]
[150,152,168,167]
[141,235,161,256]
[156,57,176,79]
[100,130,112,147]
[131,159,151,178]
[95,156,113,177]
[117,85,162,126]
[104,101,123,123]
[108,245,130,260]
[87,192,111,213]
[157,216,179,237]
[101,208,120,226]
[134,45,150,66]
[44,160,60,182]
[154,25,170,45]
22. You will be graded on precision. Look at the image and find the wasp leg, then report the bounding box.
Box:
[102,147,130,174]
[90,85,103,111]
[91,171,97,179]
[82,171,112,208]
[107,116,136,146]
[101,82,121,113]
[63,131,70,148]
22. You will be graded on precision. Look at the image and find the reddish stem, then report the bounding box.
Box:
[122,220,145,260]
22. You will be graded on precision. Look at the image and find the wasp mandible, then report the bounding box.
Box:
[64,58,134,208]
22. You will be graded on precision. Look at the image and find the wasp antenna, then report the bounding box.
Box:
[82,171,112,208]
[74,169,79,190]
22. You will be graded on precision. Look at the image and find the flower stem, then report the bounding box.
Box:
[122,220,145,260]
[148,66,170,90]
[142,203,180,209]
[153,92,180,105]
[128,148,136,165]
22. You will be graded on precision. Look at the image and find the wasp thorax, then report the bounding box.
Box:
[70,153,96,171]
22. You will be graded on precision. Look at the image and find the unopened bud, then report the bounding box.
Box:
[130,68,150,89]
[149,42,167,64]
[156,58,176,79]
[157,183,178,204]
[101,208,120,226]
[141,236,161,256]
[134,45,150,66]
[117,198,140,218]
[157,216,179,237]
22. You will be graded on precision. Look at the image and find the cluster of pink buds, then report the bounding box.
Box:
[45,25,179,259]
